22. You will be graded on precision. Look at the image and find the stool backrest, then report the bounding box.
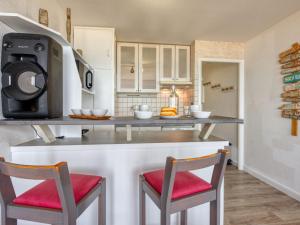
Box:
[161,150,229,205]
[0,157,76,216]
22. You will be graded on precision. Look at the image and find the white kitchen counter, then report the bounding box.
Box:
[10,130,229,225]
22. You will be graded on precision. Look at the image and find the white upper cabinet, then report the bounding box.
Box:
[117,43,159,93]
[160,45,175,82]
[73,27,115,69]
[139,44,160,93]
[160,45,191,84]
[117,43,191,92]
[117,43,139,92]
[175,46,190,82]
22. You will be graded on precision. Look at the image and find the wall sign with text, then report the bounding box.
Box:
[279,43,300,136]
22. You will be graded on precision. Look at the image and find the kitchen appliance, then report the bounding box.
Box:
[1,33,63,118]
[74,50,94,92]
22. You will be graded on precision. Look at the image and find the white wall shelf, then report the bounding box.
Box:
[0,13,69,46]
[0,13,94,84]
[82,88,95,95]
[0,12,83,137]
[73,49,94,71]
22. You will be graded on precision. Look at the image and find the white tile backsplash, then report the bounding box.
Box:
[115,88,194,117]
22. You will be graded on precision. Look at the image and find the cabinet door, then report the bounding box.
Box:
[160,45,175,81]
[94,69,114,115]
[176,46,190,82]
[117,43,139,92]
[139,44,160,93]
[73,27,115,69]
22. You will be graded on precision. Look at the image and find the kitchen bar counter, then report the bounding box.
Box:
[0,115,243,143]
[15,130,227,146]
[11,130,229,225]
[0,115,243,125]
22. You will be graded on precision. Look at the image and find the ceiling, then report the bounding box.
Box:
[57,0,300,44]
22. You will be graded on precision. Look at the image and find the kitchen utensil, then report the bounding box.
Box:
[92,109,108,117]
[192,111,211,119]
[184,106,191,116]
[139,104,150,111]
[134,111,153,119]
[71,109,82,115]
[131,105,139,112]
[81,109,92,116]
[190,105,200,113]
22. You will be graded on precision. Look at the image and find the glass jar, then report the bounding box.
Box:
[168,85,179,110]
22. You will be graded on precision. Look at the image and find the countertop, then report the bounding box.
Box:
[15,130,228,147]
[0,115,243,126]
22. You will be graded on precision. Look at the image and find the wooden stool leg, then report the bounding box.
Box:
[99,179,106,225]
[161,211,171,225]
[180,210,187,225]
[210,199,220,225]
[3,218,17,225]
[63,219,76,225]
[139,176,146,225]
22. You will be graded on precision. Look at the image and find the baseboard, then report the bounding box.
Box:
[244,165,300,202]
[230,159,238,167]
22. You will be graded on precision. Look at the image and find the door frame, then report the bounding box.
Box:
[198,58,245,170]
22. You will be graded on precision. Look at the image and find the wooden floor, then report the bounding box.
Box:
[224,165,300,225]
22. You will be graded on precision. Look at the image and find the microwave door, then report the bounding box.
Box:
[85,70,93,89]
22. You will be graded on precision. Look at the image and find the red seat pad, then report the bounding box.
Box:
[13,174,102,209]
[143,169,212,200]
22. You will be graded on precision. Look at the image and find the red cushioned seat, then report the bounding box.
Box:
[13,174,102,209]
[143,169,212,200]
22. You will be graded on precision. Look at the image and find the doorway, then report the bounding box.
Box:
[198,58,245,170]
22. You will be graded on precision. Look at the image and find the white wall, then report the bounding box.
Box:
[0,0,66,160]
[245,9,300,200]
[191,40,244,106]
[0,0,66,37]
[202,62,239,163]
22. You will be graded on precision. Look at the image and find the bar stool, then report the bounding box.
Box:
[0,157,106,225]
[139,150,229,225]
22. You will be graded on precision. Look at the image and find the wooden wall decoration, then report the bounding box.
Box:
[39,9,49,27]
[211,84,221,89]
[202,82,211,86]
[66,8,72,43]
[279,42,300,136]
[221,86,234,92]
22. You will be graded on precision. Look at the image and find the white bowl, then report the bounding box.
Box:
[190,105,200,113]
[81,109,92,116]
[134,111,153,120]
[71,109,82,115]
[92,109,108,117]
[192,111,211,119]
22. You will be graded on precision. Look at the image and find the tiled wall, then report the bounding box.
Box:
[115,88,194,116]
